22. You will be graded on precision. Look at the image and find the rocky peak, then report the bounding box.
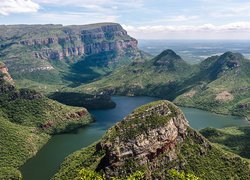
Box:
[217,51,243,69]
[96,100,189,177]
[153,49,183,66]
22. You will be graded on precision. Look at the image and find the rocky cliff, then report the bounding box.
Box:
[0,23,140,63]
[0,62,13,84]
[53,100,250,180]
[0,62,15,94]
[96,101,189,177]
[0,23,143,87]
[17,23,139,61]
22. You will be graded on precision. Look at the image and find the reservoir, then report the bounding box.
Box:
[20,96,250,180]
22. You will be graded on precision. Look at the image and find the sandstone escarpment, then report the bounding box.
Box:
[0,23,141,79]
[16,23,139,62]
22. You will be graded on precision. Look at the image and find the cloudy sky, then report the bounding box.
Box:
[1,0,250,39]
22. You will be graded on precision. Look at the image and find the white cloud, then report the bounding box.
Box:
[0,0,40,15]
[122,22,250,39]
[167,15,199,22]
[34,12,118,25]
[34,0,144,8]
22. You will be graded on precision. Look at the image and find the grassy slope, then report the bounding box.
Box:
[79,50,198,99]
[0,98,93,179]
[0,72,93,179]
[0,113,49,179]
[52,101,250,180]
[174,55,250,119]
[200,126,250,159]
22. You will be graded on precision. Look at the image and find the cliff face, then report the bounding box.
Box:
[0,23,142,86]
[0,63,15,94]
[0,63,13,83]
[2,23,139,62]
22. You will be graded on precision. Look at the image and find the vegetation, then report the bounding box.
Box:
[178,129,250,180]
[168,169,201,180]
[0,167,22,180]
[174,52,250,119]
[102,100,179,141]
[0,67,93,179]
[0,112,49,180]
[78,49,197,99]
[200,126,250,159]
[49,92,116,109]
[80,51,250,119]
[76,169,103,180]
[0,86,93,134]
[75,169,144,180]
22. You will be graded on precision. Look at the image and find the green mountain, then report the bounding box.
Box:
[80,50,250,119]
[175,52,250,119]
[80,49,197,99]
[0,63,93,179]
[53,101,250,180]
[0,23,146,92]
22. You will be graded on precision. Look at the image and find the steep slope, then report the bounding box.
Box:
[200,126,250,159]
[80,49,197,99]
[0,114,49,180]
[0,23,145,91]
[53,101,250,180]
[175,52,250,119]
[0,63,93,179]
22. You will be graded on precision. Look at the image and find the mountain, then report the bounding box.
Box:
[80,49,197,99]
[0,23,146,91]
[175,51,250,119]
[53,100,250,180]
[80,50,250,119]
[152,49,185,68]
[0,63,93,179]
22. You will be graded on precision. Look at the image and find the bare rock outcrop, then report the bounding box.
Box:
[0,63,13,83]
[95,100,190,177]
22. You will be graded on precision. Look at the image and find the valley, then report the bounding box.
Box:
[0,22,249,180]
[79,50,250,120]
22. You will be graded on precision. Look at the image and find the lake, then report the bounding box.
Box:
[20,96,250,180]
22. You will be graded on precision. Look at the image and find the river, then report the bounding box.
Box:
[20,96,250,180]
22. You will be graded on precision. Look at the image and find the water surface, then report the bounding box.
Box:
[20,96,249,180]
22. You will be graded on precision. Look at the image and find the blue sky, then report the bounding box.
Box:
[1,0,250,39]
